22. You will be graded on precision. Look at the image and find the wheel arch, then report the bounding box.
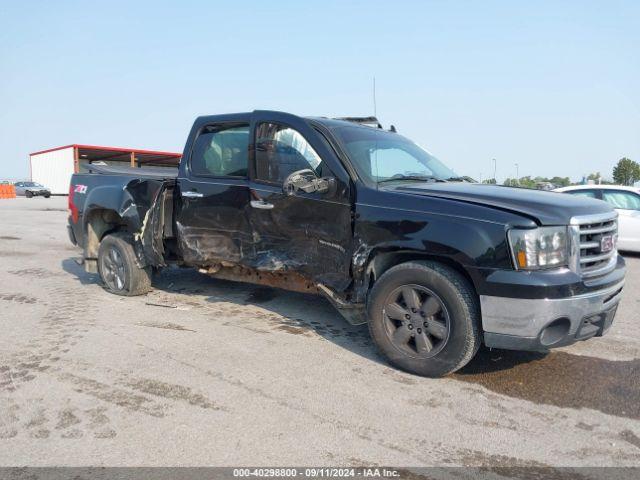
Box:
[364,248,479,301]
[365,251,482,377]
[83,208,130,259]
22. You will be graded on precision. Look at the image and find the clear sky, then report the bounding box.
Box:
[1,0,638,182]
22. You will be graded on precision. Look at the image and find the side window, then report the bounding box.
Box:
[568,189,597,199]
[602,190,640,210]
[190,125,249,177]
[255,123,323,184]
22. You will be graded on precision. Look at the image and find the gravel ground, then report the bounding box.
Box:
[0,197,639,469]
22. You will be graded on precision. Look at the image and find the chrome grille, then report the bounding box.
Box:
[570,212,618,278]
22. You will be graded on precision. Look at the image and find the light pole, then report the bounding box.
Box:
[492,158,497,182]
[515,163,519,184]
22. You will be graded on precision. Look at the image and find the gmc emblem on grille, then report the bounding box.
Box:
[600,234,615,253]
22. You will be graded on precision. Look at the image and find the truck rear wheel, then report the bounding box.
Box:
[98,232,152,296]
[367,261,480,377]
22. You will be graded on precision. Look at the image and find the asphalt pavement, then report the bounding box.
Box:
[0,197,639,470]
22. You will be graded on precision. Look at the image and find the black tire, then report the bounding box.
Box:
[25,191,33,198]
[98,232,152,296]
[367,261,480,377]
[44,193,50,198]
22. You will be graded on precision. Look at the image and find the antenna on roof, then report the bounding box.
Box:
[372,77,377,118]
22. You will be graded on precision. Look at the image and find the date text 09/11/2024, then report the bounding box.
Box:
[232,468,401,478]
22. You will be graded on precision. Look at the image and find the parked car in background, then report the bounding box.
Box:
[555,185,640,252]
[14,181,51,198]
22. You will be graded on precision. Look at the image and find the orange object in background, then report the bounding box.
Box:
[0,184,16,199]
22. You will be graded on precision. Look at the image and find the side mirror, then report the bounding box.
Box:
[283,169,336,196]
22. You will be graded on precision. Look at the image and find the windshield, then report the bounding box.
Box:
[332,126,458,184]
[23,182,42,187]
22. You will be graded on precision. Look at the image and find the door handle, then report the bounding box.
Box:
[250,200,274,210]
[182,190,203,198]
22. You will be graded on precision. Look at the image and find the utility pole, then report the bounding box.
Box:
[492,158,497,182]
[372,77,377,118]
[515,163,519,184]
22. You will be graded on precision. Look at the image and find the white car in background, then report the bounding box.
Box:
[554,185,640,252]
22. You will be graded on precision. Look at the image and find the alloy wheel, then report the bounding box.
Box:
[101,246,126,291]
[382,284,450,358]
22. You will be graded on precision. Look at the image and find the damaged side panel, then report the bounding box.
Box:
[138,179,176,267]
[173,181,255,267]
[350,201,513,303]
[174,175,355,297]
[77,175,172,267]
[246,188,354,292]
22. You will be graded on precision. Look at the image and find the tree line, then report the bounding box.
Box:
[481,157,640,188]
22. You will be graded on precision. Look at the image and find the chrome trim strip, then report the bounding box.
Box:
[568,224,581,273]
[569,211,619,226]
[580,251,616,264]
[181,191,204,198]
[580,255,619,278]
[564,279,625,300]
[579,225,617,235]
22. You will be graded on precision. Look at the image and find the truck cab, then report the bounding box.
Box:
[174,111,355,294]
[68,111,626,377]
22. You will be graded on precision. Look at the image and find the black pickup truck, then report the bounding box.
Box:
[67,110,626,377]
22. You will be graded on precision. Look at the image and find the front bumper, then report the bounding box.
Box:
[481,279,624,351]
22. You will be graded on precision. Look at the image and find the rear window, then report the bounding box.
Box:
[190,124,249,177]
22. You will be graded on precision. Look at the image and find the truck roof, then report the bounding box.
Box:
[192,111,386,132]
[306,116,383,130]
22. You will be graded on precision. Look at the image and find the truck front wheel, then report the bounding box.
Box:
[367,261,480,377]
[98,232,152,296]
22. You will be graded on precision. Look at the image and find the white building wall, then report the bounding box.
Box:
[30,147,75,195]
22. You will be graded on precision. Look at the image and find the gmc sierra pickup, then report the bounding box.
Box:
[67,111,626,377]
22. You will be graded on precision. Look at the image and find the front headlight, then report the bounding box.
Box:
[508,226,569,270]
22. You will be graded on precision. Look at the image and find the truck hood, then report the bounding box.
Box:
[388,182,613,225]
